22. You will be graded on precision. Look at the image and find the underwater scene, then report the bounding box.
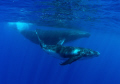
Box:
[0,0,120,84]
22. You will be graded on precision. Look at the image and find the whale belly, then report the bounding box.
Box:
[45,49,68,60]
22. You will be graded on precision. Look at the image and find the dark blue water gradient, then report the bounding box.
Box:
[0,0,120,84]
[0,23,120,84]
[0,0,120,32]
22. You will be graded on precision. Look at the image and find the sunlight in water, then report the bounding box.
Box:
[8,22,32,32]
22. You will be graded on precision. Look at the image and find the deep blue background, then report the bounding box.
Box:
[1,0,120,84]
[1,23,120,84]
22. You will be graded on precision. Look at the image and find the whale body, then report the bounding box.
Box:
[36,30,100,65]
[20,29,90,45]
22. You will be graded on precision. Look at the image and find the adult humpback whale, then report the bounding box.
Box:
[36,31,100,65]
[20,29,90,45]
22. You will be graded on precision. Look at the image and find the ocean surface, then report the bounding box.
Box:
[0,0,120,84]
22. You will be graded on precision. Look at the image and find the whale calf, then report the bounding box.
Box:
[20,29,90,45]
[36,30,100,65]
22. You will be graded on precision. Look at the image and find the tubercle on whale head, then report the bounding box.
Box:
[85,50,100,57]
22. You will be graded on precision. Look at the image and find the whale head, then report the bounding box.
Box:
[82,49,100,57]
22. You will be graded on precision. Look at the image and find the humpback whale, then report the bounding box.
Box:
[9,22,90,45]
[36,30,100,65]
[20,29,90,45]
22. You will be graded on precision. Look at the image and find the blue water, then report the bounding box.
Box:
[1,0,120,84]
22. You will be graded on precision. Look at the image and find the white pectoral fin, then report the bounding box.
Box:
[35,30,46,48]
[57,38,66,45]
[60,56,81,65]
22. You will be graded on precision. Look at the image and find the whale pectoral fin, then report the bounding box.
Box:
[35,30,46,48]
[57,39,65,45]
[60,56,81,65]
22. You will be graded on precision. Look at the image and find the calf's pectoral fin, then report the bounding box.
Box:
[60,56,81,65]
